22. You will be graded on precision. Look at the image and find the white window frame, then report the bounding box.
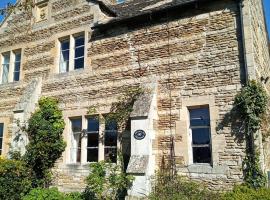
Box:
[188,106,212,164]
[58,33,85,73]
[0,50,22,84]
[68,115,118,164]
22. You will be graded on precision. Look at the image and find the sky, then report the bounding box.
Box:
[0,0,270,38]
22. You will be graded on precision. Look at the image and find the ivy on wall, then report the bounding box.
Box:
[234,80,269,188]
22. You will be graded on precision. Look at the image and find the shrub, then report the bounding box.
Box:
[149,172,219,200]
[66,192,84,200]
[84,159,134,200]
[222,185,270,200]
[0,157,32,200]
[22,188,72,200]
[23,97,66,187]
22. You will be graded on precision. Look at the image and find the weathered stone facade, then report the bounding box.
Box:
[0,0,269,195]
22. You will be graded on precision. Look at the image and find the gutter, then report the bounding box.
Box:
[237,0,249,85]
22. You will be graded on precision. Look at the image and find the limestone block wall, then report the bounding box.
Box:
[0,0,254,191]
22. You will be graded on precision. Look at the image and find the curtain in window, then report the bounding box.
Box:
[60,40,70,73]
[2,54,10,83]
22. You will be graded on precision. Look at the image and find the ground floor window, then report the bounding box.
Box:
[189,106,211,164]
[69,115,118,164]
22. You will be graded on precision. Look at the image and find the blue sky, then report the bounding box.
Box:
[0,0,270,38]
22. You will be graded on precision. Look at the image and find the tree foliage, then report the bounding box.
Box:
[23,97,66,188]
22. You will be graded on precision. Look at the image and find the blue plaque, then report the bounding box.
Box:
[134,130,146,140]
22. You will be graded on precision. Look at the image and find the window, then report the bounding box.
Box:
[70,118,82,163]
[1,50,21,84]
[189,107,211,164]
[0,123,3,155]
[87,117,99,162]
[104,120,117,163]
[68,115,118,164]
[59,33,85,73]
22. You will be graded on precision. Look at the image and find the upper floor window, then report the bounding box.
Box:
[59,33,85,73]
[189,107,211,164]
[1,50,21,84]
[0,123,4,155]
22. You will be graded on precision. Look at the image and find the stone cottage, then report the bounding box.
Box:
[0,0,270,198]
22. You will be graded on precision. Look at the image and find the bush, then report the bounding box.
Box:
[66,192,84,200]
[84,160,134,200]
[0,157,32,200]
[22,188,81,200]
[23,188,65,200]
[222,185,270,200]
[149,172,219,200]
[23,97,66,187]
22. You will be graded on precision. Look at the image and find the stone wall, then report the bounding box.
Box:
[0,0,264,191]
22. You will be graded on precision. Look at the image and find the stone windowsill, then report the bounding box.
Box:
[187,163,229,175]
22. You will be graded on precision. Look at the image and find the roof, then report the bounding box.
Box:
[109,0,198,19]
[92,0,212,29]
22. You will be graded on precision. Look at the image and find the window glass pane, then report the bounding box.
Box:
[60,50,69,73]
[105,147,117,163]
[192,128,210,145]
[13,72,20,82]
[2,64,9,83]
[105,120,117,131]
[87,133,99,147]
[75,36,85,47]
[61,50,69,62]
[87,148,98,162]
[193,147,211,163]
[75,46,84,58]
[190,107,210,126]
[87,117,99,132]
[14,61,20,72]
[0,138,2,151]
[15,53,21,62]
[0,124,3,137]
[3,54,10,64]
[71,118,82,132]
[61,40,69,50]
[74,57,84,69]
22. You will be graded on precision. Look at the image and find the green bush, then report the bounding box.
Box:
[23,97,66,187]
[222,185,270,200]
[22,188,67,200]
[149,172,219,200]
[66,192,84,200]
[84,160,134,200]
[22,188,83,200]
[0,157,32,200]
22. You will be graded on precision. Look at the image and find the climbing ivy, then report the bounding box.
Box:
[88,86,144,130]
[234,80,269,188]
[23,97,66,188]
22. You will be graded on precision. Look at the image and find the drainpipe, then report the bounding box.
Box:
[237,0,249,85]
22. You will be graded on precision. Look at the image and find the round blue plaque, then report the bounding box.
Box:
[134,130,146,140]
